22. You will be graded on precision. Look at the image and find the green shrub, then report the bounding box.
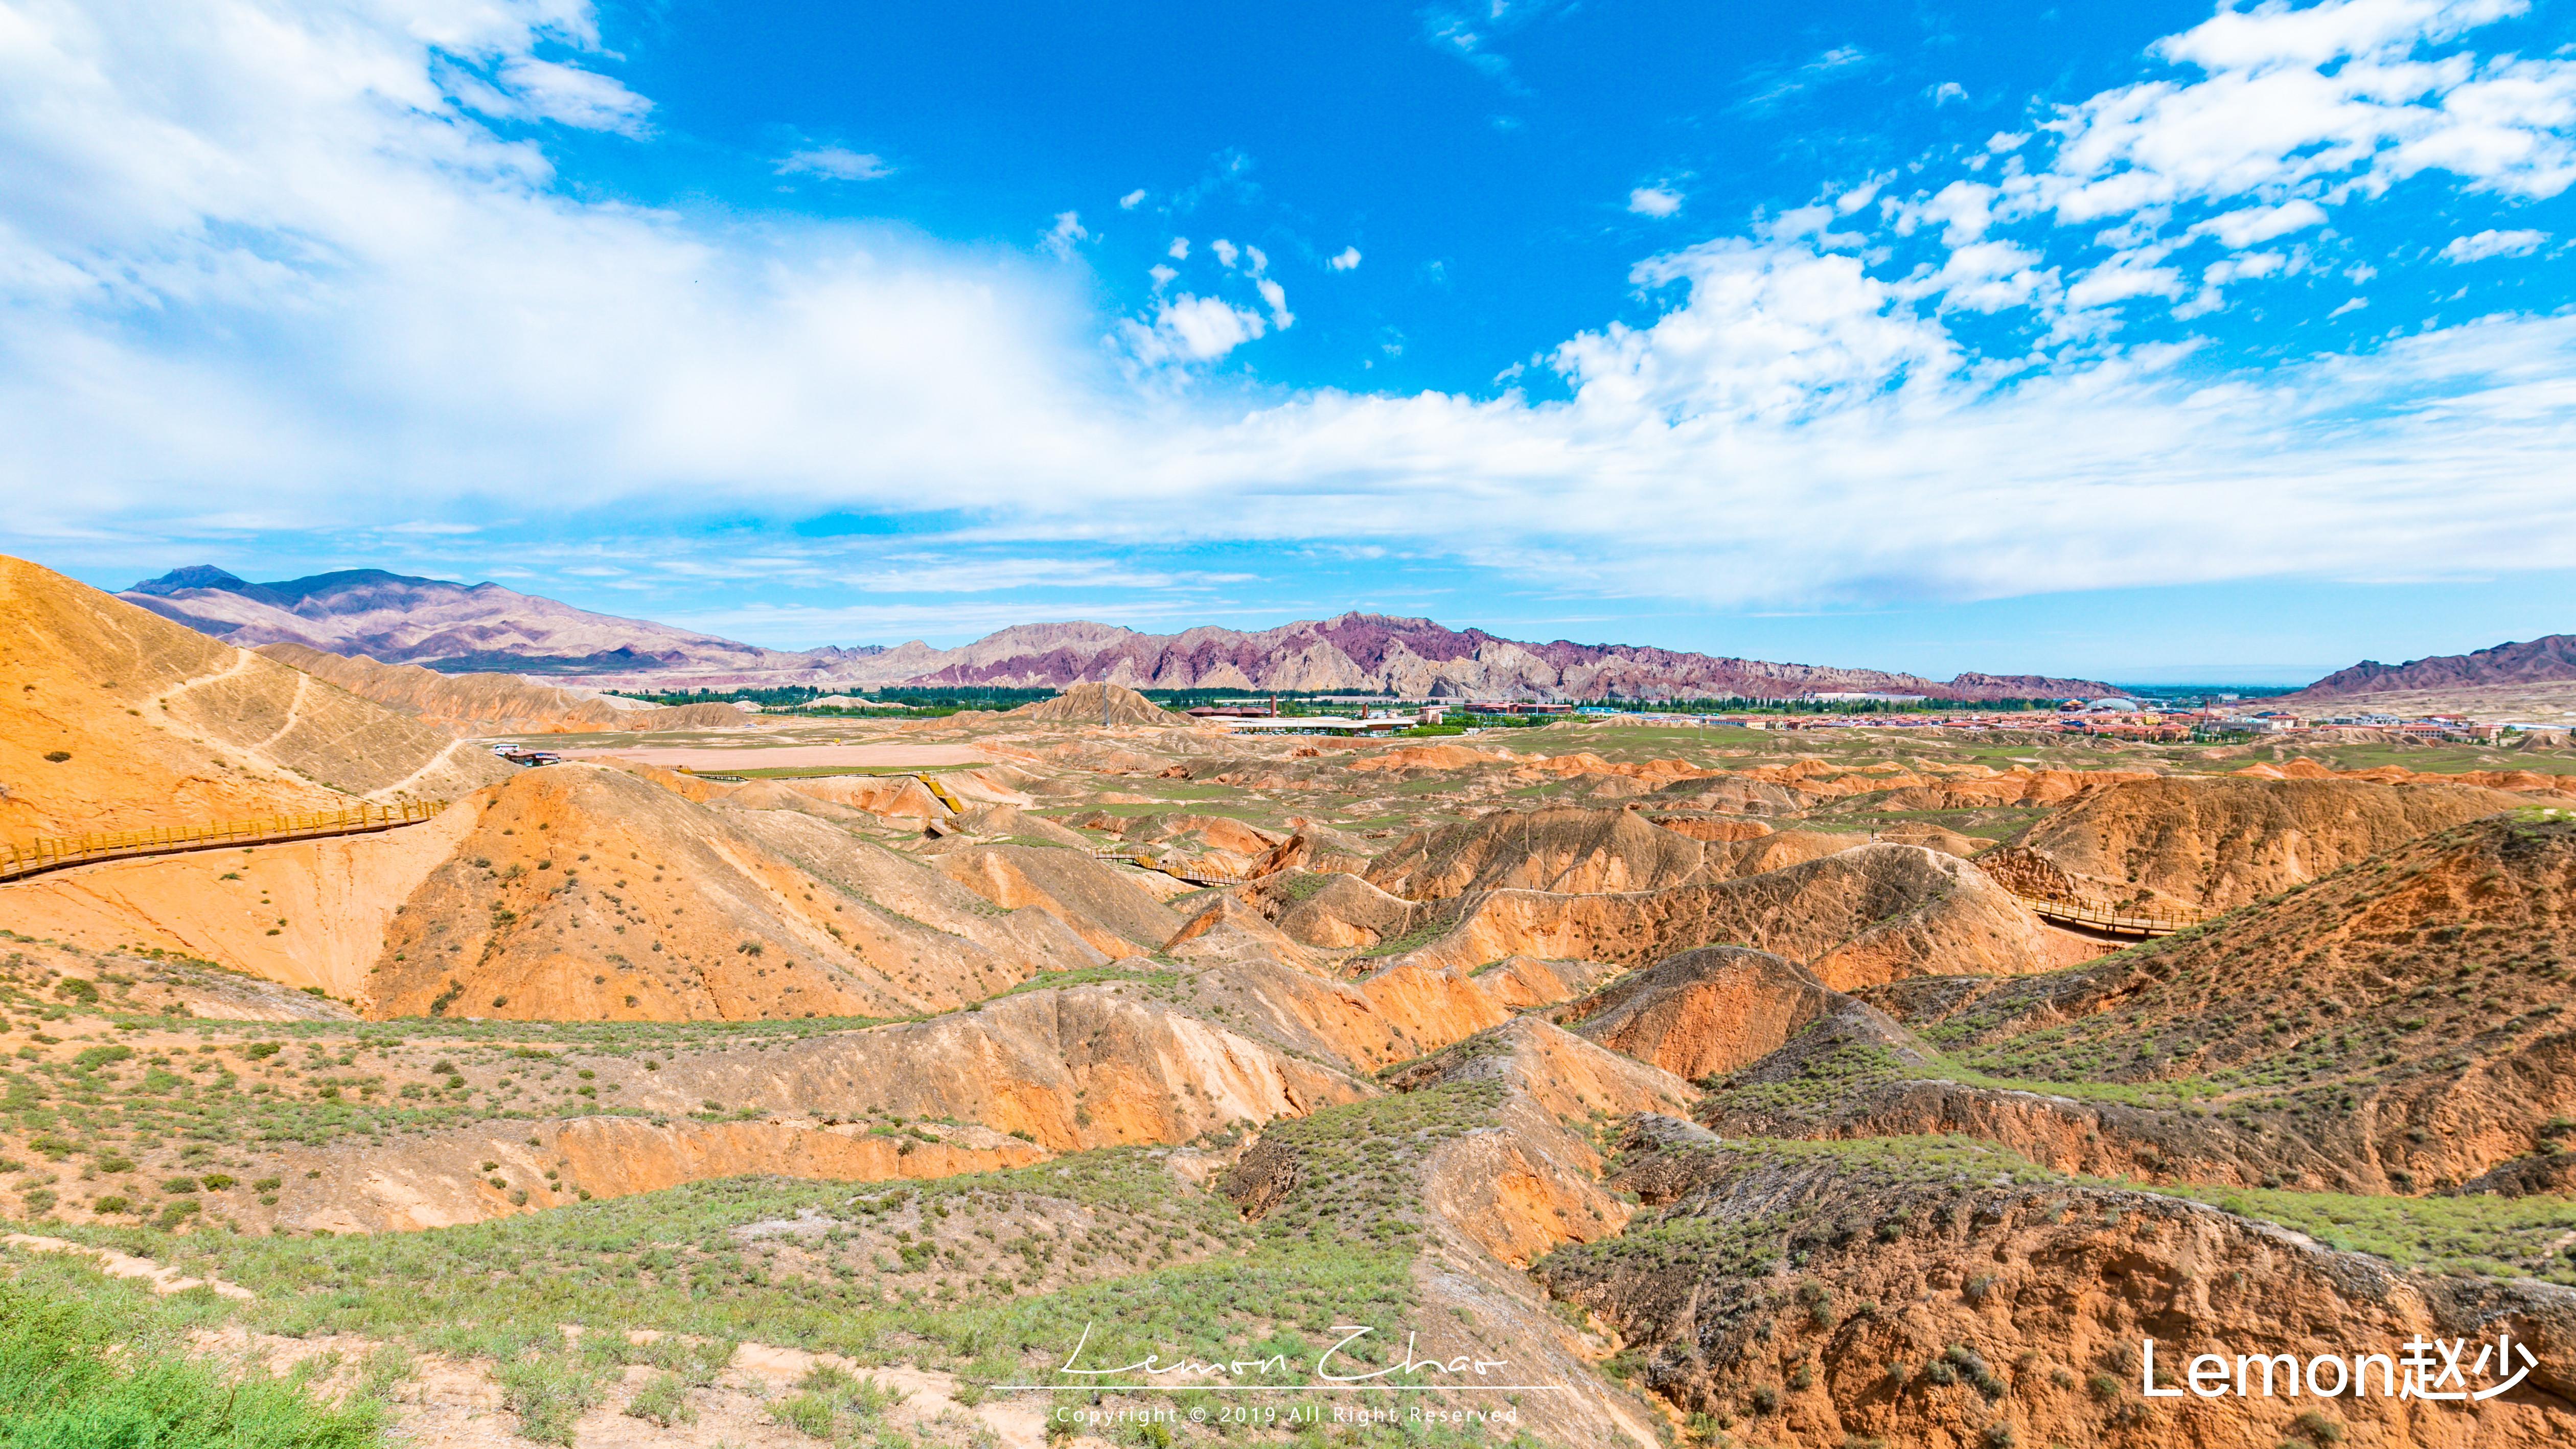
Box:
[771,1364,901,1439]
[622,1371,694,1428]
[496,1353,605,1446]
[0,1271,381,1449]
[771,1390,838,1439]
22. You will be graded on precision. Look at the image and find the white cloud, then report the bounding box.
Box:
[2065,248,2187,310]
[1929,81,1969,106]
[2441,226,2547,260]
[1119,188,1147,210]
[2329,296,2370,315]
[1550,240,1956,424]
[2031,0,2576,228]
[1919,181,1998,245]
[1168,237,1189,260]
[1211,238,1239,267]
[491,56,653,134]
[1918,240,2056,314]
[776,146,889,181]
[1328,246,1362,270]
[1628,186,1684,217]
[1148,264,1176,288]
[1043,211,1088,259]
[2195,198,2328,247]
[1255,277,1292,329]
[1116,294,1266,365]
[8,0,2576,623]
[2203,249,2288,285]
[1834,177,1886,213]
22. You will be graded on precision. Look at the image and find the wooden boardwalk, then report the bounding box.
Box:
[0,800,449,884]
[2011,892,2200,938]
[1090,846,1254,888]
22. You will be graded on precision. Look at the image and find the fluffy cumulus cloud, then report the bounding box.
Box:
[1628,185,1684,217]
[1328,246,1362,270]
[5,0,2576,612]
[1114,295,1267,365]
[2441,226,2547,259]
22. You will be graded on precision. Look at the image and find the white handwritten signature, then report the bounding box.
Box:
[1055,1322,1509,1383]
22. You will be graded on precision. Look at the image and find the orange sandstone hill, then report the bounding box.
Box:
[0,554,510,837]
[1000,680,1191,727]
[256,642,751,735]
[372,764,1115,1021]
[1987,774,2535,912]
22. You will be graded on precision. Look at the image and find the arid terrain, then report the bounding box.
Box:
[7,556,2576,1448]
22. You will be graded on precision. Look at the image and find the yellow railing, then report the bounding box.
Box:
[0,800,447,883]
[2011,892,2201,938]
[912,774,963,814]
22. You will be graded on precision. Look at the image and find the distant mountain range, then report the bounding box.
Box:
[2283,634,2576,701]
[121,565,2114,701]
[123,566,872,676]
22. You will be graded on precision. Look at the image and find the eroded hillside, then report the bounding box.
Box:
[7,681,2576,1448]
[0,556,509,835]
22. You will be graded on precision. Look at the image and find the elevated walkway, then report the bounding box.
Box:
[1,800,449,884]
[1090,846,1254,888]
[2010,892,2200,938]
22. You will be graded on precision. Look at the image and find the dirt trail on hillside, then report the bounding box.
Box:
[0,555,508,836]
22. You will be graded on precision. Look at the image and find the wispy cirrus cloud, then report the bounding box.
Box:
[776,145,890,181]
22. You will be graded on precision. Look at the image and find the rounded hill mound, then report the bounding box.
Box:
[0,554,508,837]
[1003,681,1189,726]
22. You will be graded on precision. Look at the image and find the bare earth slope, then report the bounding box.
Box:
[1990,774,2532,911]
[256,643,749,734]
[1000,681,1189,727]
[373,765,1112,1021]
[0,554,509,836]
[1866,813,2576,1194]
[1401,843,2098,988]
[1540,1129,2576,1448]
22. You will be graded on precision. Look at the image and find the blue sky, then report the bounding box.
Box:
[5,0,2576,683]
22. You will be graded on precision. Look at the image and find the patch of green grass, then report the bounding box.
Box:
[620,1371,694,1428]
[496,1351,607,1445]
[2173,1184,2576,1283]
[977,964,1176,1004]
[0,1256,383,1449]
